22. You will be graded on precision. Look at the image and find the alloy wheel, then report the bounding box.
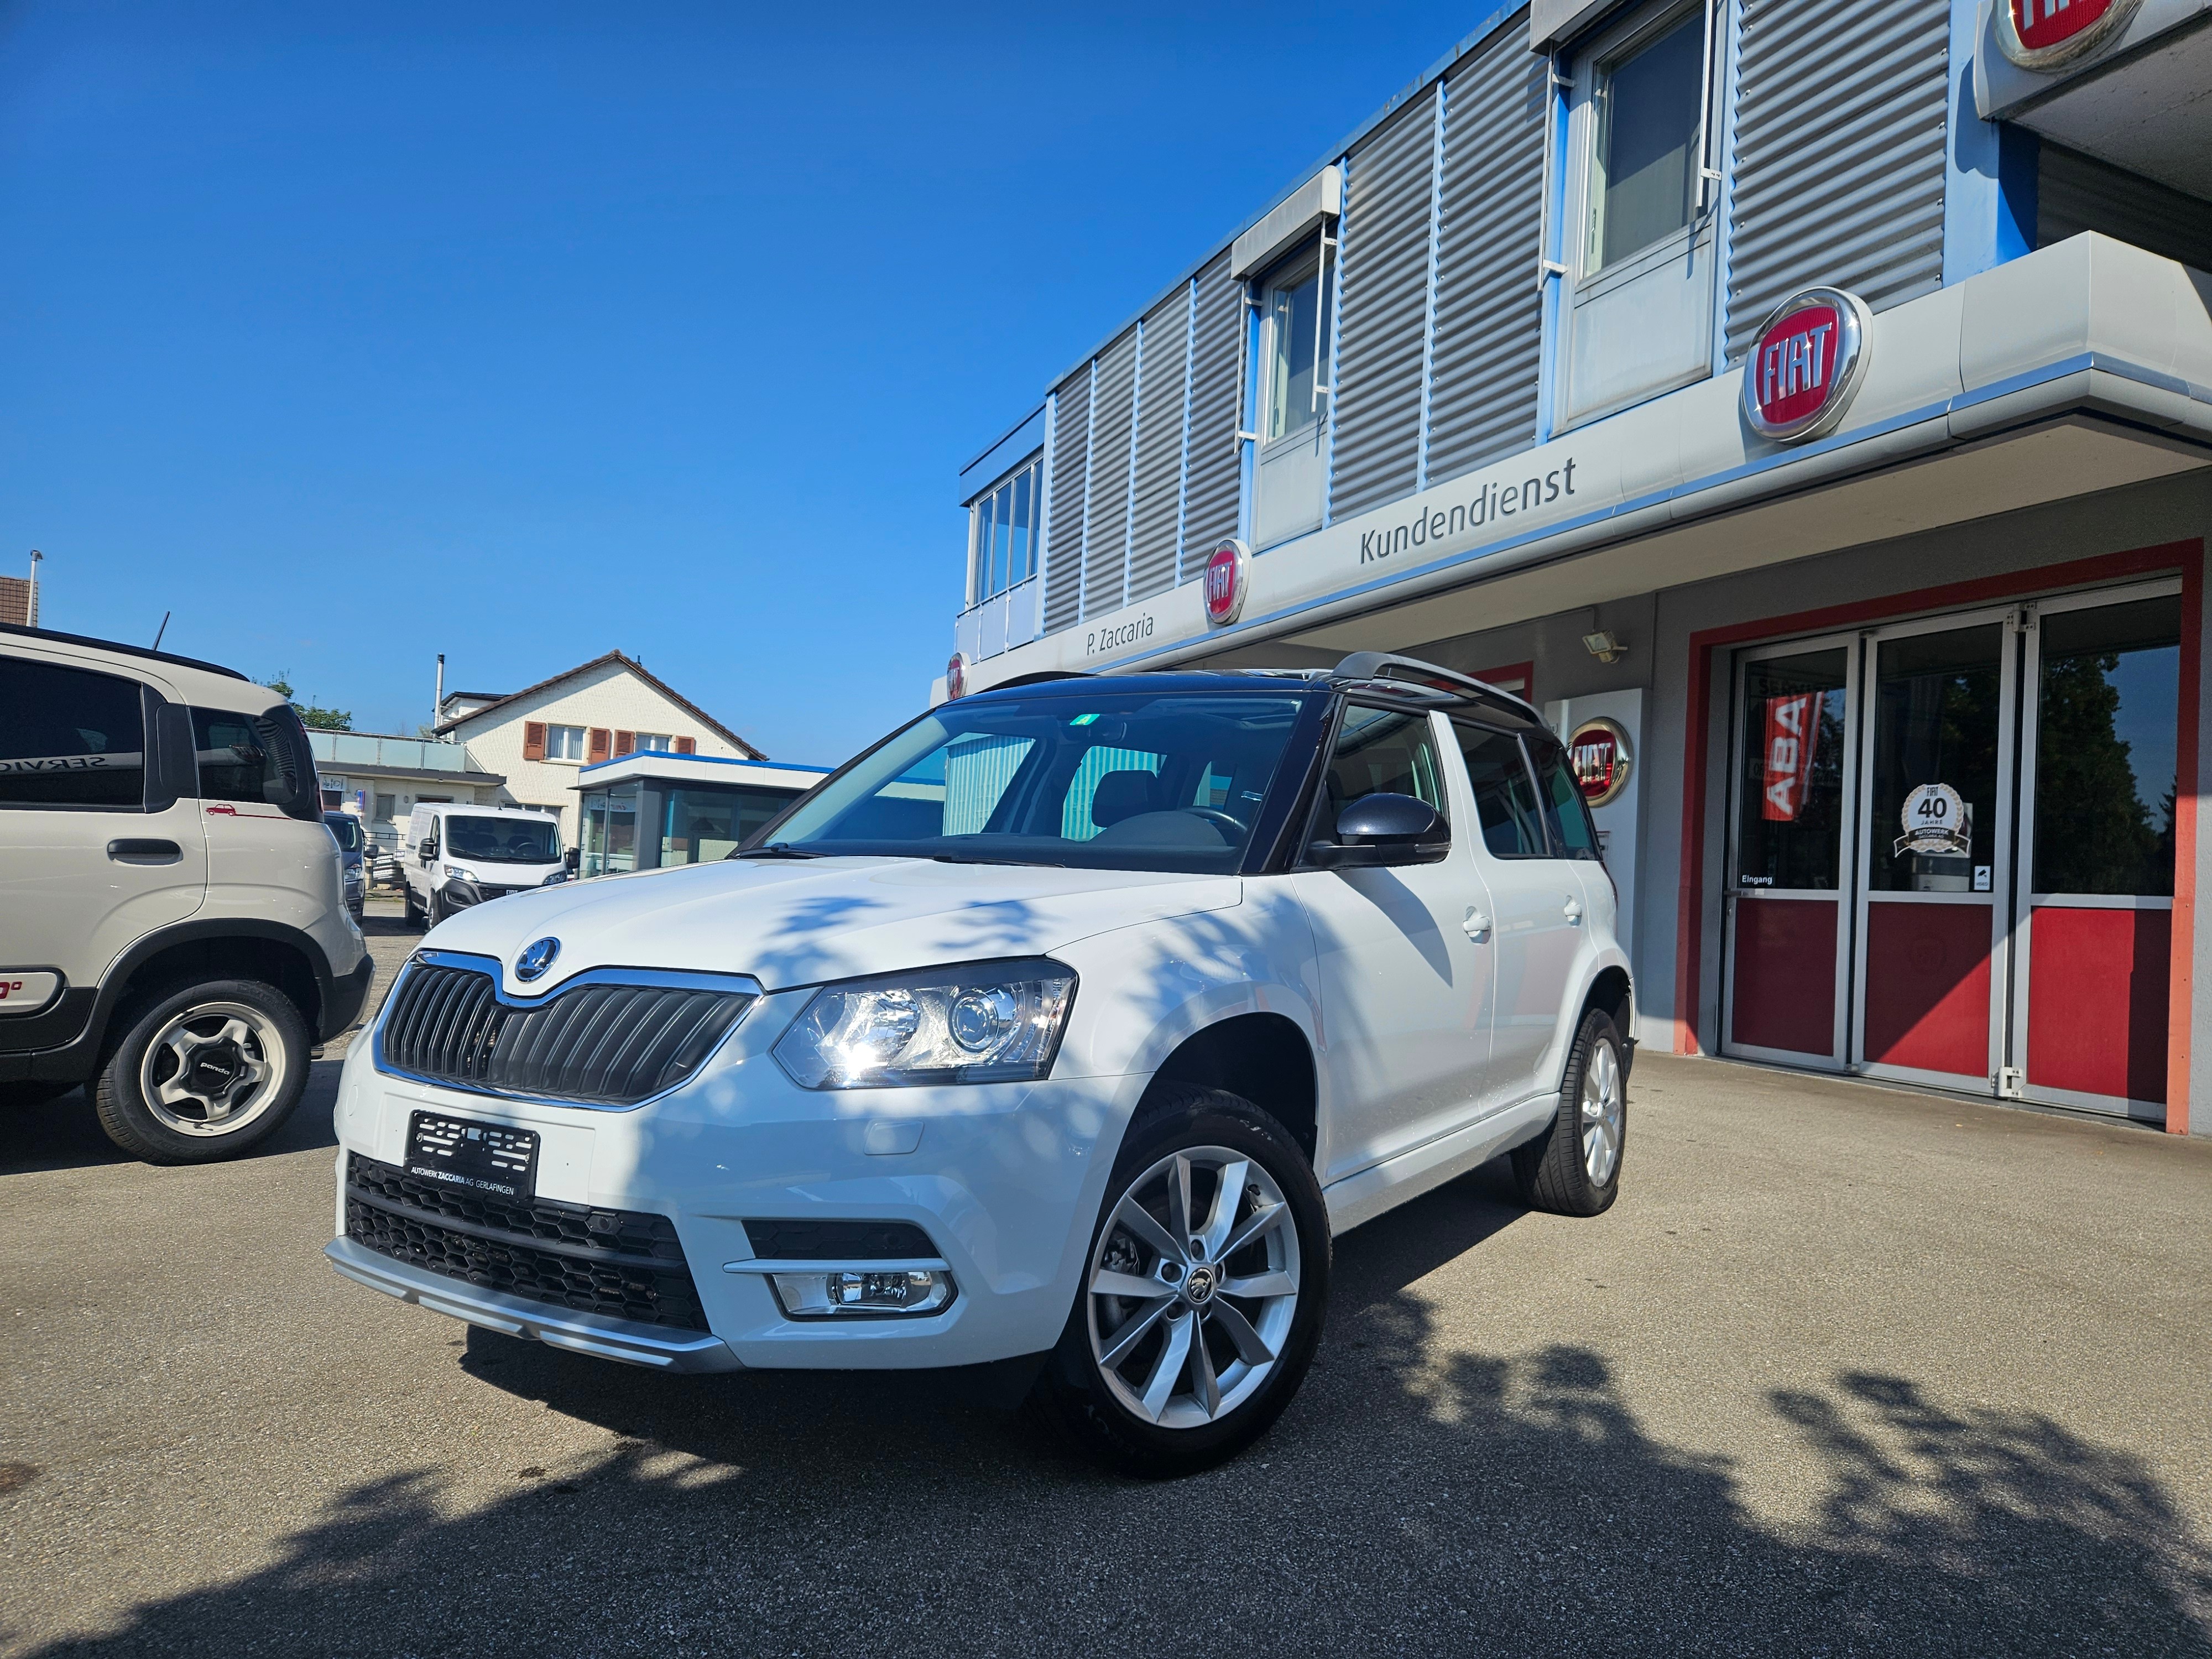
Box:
[1580,1037,1623,1185]
[1085,1145,1301,1430]
[138,1001,290,1137]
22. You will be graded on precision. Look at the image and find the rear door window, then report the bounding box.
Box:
[1452,723,1546,858]
[0,656,147,809]
[1529,735,1603,859]
[192,705,320,820]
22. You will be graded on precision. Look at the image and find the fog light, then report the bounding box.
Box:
[768,1268,954,1319]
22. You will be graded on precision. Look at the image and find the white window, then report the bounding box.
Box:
[1586,6,1706,276]
[544,724,587,761]
[967,457,1041,607]
[638,732,674,753]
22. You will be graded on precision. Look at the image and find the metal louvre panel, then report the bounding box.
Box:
[1725,0,1949,364]
[380,963,752,1106]
[1083,330,1139,616]
[1042,370,1089,633]
[1330,90,1439,521]
[1129,288,1191,602]
[1426,40,1546,486]
[1179,253,1243,583]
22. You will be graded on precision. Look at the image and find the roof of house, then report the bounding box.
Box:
[432,650,766,760]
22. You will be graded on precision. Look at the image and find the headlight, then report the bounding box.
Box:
[445,864,478,883]
[772,958,1076,1089]
[541,869,568,886]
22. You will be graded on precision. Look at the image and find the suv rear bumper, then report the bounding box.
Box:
[325,1237,744,1372]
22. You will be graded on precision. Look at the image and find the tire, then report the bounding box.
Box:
[1031,1084,1329,1477]
[1511,1008,1626,1217]
[425,886,445,929]
[0,1079,80,1109]
[91,978,312,1164]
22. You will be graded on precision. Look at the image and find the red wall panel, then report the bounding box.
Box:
[1863,902,1992,1077]
[2027,906,2171,1104]
[1729,897,1838,1056]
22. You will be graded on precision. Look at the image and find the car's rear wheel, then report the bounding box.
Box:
[92,978,311,1164]
[1510,1007,1626,1217]
[1032,1084,1328,1477]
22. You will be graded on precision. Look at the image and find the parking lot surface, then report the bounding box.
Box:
[4,908,2210,1656]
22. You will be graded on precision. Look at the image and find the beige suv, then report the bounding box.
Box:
[0,623,373,1162]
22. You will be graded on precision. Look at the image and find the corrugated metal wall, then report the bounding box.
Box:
[1425,34,1546,486]
[1041,367,1089,634]
[1180,255,1244,583]
[1130,288,1192,602]
[1084,330,1139,614]
[1724,0,1950,363]
[1328,90,1440,520]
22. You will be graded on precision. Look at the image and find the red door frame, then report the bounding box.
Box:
[1672,540,2204,1134]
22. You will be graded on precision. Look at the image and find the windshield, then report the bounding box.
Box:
[763,691,1315,873]
[444,815,561,864]
[323,815,363,852]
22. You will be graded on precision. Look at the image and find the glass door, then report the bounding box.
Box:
[1722,637,1858,1068]
[2008,581,2182,1119]
[1850,612,2019,1091]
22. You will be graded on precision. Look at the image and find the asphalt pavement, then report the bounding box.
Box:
[4,902,2210,1656]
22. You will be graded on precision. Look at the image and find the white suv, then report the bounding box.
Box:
[1,623,373,1161]
[328,656,1630,1472]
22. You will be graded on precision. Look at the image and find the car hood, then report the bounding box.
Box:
[418,856,1243,993]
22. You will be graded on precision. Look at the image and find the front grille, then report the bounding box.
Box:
[345,1154,708,1331]
[379,962,750,1105]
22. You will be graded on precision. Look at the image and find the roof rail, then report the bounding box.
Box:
[1330,651,1543,725]
[982,669,1094,691]
[0,620,251,681]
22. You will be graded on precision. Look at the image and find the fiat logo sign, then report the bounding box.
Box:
[1202,538,1250,628]
[945,653,967,700]
[1741,287,1871,444]
[2000,0,2140,69]
[1568,717,1634,809]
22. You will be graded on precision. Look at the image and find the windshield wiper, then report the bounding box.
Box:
[732,842,820,860]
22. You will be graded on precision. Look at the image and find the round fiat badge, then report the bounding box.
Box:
[1999,0,2140,70]
[945,653,967,700]
[1568,717,1634,808]
[1742,287,1872,444]
[1202,539,1250,628]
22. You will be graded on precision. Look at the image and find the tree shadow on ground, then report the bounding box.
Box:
[20,1163,2212,1658]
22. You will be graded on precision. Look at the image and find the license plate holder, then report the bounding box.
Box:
[405,1111,539,1201]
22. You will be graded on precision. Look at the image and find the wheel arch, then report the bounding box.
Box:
[1134,1010,1319,1165]
[96,920,333,1059]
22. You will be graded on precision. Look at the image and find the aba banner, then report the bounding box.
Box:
[1760,693,1819,822]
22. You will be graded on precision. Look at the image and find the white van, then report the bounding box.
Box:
[401,802,570,928]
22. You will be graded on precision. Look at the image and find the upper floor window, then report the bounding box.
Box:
[1263,251,1333,443]
[544,723,587,761]
[968,457,1040,607]
[1587,6,1705,275]
[638,732,674,753]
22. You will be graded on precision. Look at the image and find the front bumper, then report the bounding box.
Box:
[329,997,1141,1373]
[326,1237,742,1371]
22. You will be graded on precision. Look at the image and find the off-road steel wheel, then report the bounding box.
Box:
[1511,1008,1625,1217]
[1032,1084,1329,1477]
[92,978,311,1164]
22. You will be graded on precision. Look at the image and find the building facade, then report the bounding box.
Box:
[572,751,832,878]
[948,0,2212,1135]
[434,651,764,847]
[309,730,507,850]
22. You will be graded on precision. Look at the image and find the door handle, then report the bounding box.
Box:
[1563,895,1584,925]
[1462,907,1491,942]
[108,838,182,863]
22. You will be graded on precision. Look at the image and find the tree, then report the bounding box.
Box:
[261,672,353,732]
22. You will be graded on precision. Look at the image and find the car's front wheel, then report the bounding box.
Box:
[1033,1084,1329,1477]
[91,978,311,1163]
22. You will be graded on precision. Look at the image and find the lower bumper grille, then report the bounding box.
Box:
[344,1154,708,1331]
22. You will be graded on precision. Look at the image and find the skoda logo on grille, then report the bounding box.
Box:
[515,937,560,983]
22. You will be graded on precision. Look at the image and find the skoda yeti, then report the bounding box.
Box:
[328,655,1631,1472]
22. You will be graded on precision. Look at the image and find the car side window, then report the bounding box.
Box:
[1316,705,1449,836]
[1452,722,1546,858]
[0,655,147,810]
[1528,735,1603,860]
[192,706,321,820]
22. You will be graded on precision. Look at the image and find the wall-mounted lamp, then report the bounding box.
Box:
[1582,630,1627,665]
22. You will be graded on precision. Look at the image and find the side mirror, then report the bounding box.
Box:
[418,837,437,863]
[564,848,580,872]
[1309,792,1447,868]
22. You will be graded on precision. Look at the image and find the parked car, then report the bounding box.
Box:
[324,811,367,921]
[327,655,1629,1473]
[0,622,374,1161]
[399,802,568,928]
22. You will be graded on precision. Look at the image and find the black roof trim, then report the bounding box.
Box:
[0,621,251,682]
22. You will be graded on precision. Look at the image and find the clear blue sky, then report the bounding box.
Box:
[3,1,1491,761]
